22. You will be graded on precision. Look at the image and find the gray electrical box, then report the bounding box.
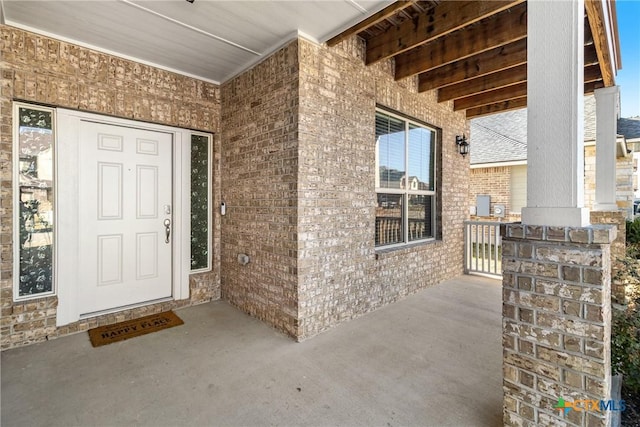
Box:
[476,195,490,217]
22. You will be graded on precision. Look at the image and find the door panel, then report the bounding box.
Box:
[78,121,172,315]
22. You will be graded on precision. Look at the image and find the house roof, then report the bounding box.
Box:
[469,108,528,165]
[471,95,639,165]
[617,117,640,141]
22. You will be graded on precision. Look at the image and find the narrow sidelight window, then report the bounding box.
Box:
[14,104,56,299]
[375,109,437,247]
[190,132,212,271]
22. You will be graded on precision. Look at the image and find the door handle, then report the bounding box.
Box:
[164,219,171,243]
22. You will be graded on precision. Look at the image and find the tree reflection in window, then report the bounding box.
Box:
[190,134,211,271]
[16,106,55,298]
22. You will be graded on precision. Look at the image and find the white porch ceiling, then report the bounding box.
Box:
[1,0,392,84]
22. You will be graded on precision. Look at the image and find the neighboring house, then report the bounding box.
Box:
[469,95,638,221]
[617,116,640,207]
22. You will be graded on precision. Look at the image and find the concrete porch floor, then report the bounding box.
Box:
[1,275,502,427]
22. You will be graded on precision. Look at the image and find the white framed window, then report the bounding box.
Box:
[190,132,212,272]
[13,102,56,300]
[375,108,437,248]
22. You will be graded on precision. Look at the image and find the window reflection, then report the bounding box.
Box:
[190,133,211,271]
[375,109,437,247]
[17,107,54,297]
[375,193,403,246]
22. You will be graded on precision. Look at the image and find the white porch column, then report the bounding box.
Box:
[593,85,620,211]
[522,0,589,227]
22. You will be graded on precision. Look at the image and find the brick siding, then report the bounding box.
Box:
[469,166,517,221]
[220,41,301,337]
[1,25,222,349]
[2,25,470,348]
[502,224,614,427]
[296,37,467,339]
[220,36,468,340]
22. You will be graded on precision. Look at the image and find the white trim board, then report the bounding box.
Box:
[471,160,528,169]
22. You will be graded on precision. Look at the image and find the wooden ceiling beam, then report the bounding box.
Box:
[365,0,524,65]
[584,63,603,83]
[420,41,599,93]
[395,2,527,80]
[584,17,594,45]
[584,80,606,94]
[464,79,606,118]
[438,62,601,103]
[418,39,527,92]
[465,97,527,118]
[437,64,526,102]
[454,81,527,111]
[584,44,600,65]
[585,0,615,86]
[325,1,415,47]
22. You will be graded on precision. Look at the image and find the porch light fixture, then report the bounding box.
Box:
[456,134,469,157]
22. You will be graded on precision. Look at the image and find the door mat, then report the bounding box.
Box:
[88,311,184,347]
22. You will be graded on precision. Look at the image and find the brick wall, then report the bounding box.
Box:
[502,224,614,427]
[219,36,468,340]
[296,37,467,339]
[469,166,520,221]
[219,41,300,337]
[614,153,634,218]
[2,25,470,348]
[590,211,627,302]
[1,25,222,349]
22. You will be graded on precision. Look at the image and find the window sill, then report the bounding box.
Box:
[374,239,440,259]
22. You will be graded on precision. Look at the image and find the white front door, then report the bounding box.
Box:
[77,121,173,315]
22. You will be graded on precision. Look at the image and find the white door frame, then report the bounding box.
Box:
[56,109,191,326]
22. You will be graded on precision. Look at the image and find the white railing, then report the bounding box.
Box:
[464,220,502,277]
[375,217,429,246]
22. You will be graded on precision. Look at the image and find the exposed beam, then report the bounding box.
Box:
[465,97,527,118]
[438,64,526,102]
[464,79,607,118]
[438,62,601,103]
[454,82,527,111]
[584,63,603,83]
[584,80,606,94]
[584,17,594,45]
[585,0,615,86]
[395,2,527,80]
[366,0,524,65]
[325,1,415,47]
[418,39,527,92]
[419,41,599,93]
[584,44,600,65]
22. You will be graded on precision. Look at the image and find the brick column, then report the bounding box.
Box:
[502,223,615,427]
[590,211,627,302]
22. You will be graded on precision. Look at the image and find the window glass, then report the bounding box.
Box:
[375,109,438,248]
[16,106,55,298]
[408,195,434,241]
[376,194,403,246]
[190,133,211,271]
[408,125,435,191]
[376,112,405,189]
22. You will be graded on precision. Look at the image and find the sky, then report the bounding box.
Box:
[616,0,640,118]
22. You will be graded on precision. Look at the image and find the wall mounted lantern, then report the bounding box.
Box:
[456,134,469,157]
